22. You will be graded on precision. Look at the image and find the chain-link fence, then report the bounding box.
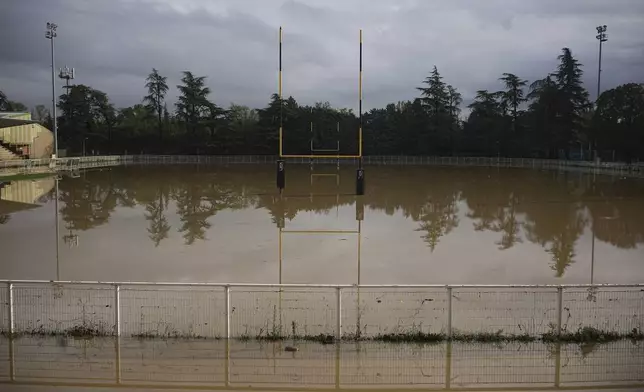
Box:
[2,282,643,341]
[341,287,449,338]
[450,287,559,337]
[119,285,226,338]
[231,287,337,339]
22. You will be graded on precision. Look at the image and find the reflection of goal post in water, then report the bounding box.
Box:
[274,193,364,284]
[273,178,365,342]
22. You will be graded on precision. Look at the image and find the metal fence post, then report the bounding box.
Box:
[114,284,121,336]
[225,286,231,339]
[556,287,563,337]
[8,283,14,336]
[8,283,15,382]
[447,286,453,339]
[336,287,342,340]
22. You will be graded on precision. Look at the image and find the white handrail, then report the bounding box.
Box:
[0,279,642,288]
[2,154,643,179]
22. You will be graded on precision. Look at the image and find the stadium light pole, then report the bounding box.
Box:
[591,25,607,161]
[595,25,607,101]
[45,22,58,158]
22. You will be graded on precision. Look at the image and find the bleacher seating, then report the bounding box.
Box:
[0,144,19,161]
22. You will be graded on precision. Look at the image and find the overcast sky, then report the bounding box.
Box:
[1,0,643,112]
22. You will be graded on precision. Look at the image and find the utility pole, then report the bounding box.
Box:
[59,66,75,153]
[59,65,75,91]
[45,22,59,158]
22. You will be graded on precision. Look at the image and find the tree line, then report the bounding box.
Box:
[1,47,643,161]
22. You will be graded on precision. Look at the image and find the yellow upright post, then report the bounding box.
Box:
[279,26,283,157]
[359,29,363,160]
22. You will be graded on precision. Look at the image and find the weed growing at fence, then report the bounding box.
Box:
[132,331,219,340]
[542,327,644,344]
[6,324,115,339]
[452,331,537,343]
[5,322,643,345]
[373,331,445,343]
[228,326,644,345]
[6,326,642,344]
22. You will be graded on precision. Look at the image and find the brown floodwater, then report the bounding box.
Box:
[1,164,643,284]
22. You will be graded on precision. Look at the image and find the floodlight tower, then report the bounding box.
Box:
[595,25,607,100]
[45,22,59,157]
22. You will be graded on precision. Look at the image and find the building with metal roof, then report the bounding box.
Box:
[0,112,54,161]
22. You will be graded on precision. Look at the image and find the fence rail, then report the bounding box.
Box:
[2,154,644,178]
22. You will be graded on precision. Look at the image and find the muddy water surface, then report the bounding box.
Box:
[1,336,643,390]
[1,164,644,284]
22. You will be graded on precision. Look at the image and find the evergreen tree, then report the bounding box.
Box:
[527,75,559,157]
[144,68,169,140]
[176,71,211,135]
[554,48,591,157]
[499,73,527,132]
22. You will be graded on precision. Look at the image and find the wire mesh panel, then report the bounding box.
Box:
[451,342,555,388]
[120,337,226,386]
[562,287,644,334]
[0,336,9,381]
[0,283,8,334]
[340,342,445,387]
[13,336,116,383]
[12,283,115,335]
[230,288,336,339]
[229,341,335,387]
[342,288,448,339]
[120,286,225,338]
[559,341,644,386]
[451,288,559,336]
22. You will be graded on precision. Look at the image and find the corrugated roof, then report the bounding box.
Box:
[0,118,39,128]
[0,112,30,117]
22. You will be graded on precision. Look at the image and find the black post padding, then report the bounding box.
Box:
[355,197,364,221]
[277,160,285,190]
[356,168,365,195]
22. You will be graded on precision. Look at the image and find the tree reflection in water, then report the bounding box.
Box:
[31,164,644,278]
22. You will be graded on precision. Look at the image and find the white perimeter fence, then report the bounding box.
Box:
[2,281,643,340]
[1,155,644,178]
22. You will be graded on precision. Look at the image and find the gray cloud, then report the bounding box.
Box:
[1,0,643,112]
